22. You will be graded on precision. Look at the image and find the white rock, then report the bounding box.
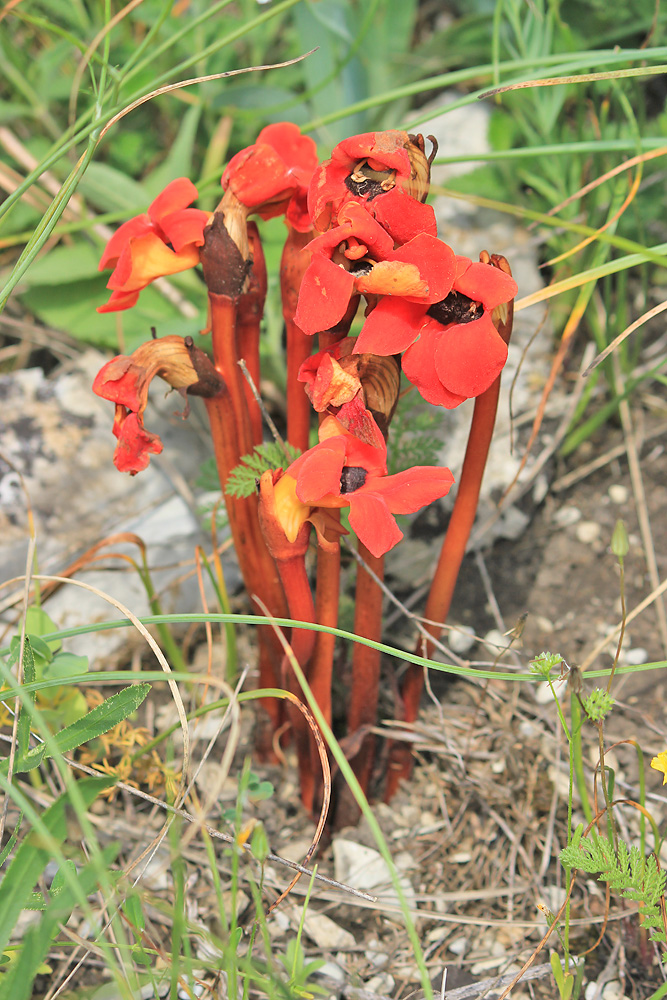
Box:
[449,851,472,863]
[332,839,415,906]
[448,624,476,654]
[482,629,507,655]
[448,936,469,956]
[282,903,355,951]
[576,520,601,544]
[585,982,599,1000]
[534,679,566,705]
[621,647,648,666]
[602,982,627,1000]
[314,961,345,984]
[608,484,629,505]
[554,506,582,527]
[365,973,395,994]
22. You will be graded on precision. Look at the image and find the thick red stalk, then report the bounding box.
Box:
[273,533,318,812]
[237,222,266,446]
[334,543,384,828]
[204,394,287,738]
[281,227,314,453]
[208,292,255,462]
[385,256,515,800]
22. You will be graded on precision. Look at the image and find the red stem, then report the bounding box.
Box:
[385,257,515,801]
[281,227,314,453]
[237,222,266,446]
[209,292,254,461]
[334,543,383,828]
[204,394,287,738]
[274,538,318,812]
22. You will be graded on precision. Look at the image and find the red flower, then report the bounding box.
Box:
[308,130,436,242]
[93,335,223,474]
[98,178,210,313]
[354,255,518,408]
[269,416,454,558]
[298,338,400,444]
[221,122,318,232]
[294,201,456,336]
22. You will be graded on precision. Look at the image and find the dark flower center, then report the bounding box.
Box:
[345,160,395,202]
[427,290,484,327]
[340,466,368,494]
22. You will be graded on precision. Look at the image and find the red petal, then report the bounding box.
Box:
[148,178,199,222]
[99,215,151,270]
[389,233,456,303]
[347,492,403,557]
[372,188,437,243]
[364,466,455,514]
[434,314,508,397]
[97,288,141,313]
[292,439,347,503]
[113,411,163,475]
[354,296,426,355]
[93,356,143,410]
[336,131,411,176]
[402,320,467,408]
[257,122,318,187]
[159,208,210,251]
[294,254,356,336]
[454,260,517,310]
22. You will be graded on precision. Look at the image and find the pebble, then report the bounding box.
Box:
[482,629,507,655]
[533,679,566,705]
[449,851,472,863]
[608,484,629,504]
[332,838,416,906]
[448,624,476,654]
[448,936,469,956]
[602,982,629,1000]
[365,973,395,994]
[621,646,648,665]
[314,961,345,984]
[576,520,602,544]
[553,505,582,527]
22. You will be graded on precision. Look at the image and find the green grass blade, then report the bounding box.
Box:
[0,777,112,959]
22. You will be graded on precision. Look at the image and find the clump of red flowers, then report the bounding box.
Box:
[93,121,517,823]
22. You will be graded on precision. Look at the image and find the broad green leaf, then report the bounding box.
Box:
[77,163,150,214]
[142,105,202,200]
[2,683,151,776]
[18,243,103,287]
[19,277,190,352]
[0,777,112,959]
[43,652,89,683]
[24,609,61,653]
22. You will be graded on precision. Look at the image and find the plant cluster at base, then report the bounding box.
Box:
[93,122,517,821]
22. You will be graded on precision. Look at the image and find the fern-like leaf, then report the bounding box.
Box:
[560,834,667,954]
[225,442,301,498]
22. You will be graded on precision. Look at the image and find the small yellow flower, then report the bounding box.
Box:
[650,752,667,784]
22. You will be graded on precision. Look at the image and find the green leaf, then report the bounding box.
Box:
[2,683,151,776]
[19,276,196,353]
[43,652,89,683]
[0,814,22,868]
[24,608,61,653]
[225,441,300,498]
[0,777,112,960]
[143,105,202,200]
[77,163,151,214]
[16,639,35,760]
[0,846,119,1000]
[18,242,103,287]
